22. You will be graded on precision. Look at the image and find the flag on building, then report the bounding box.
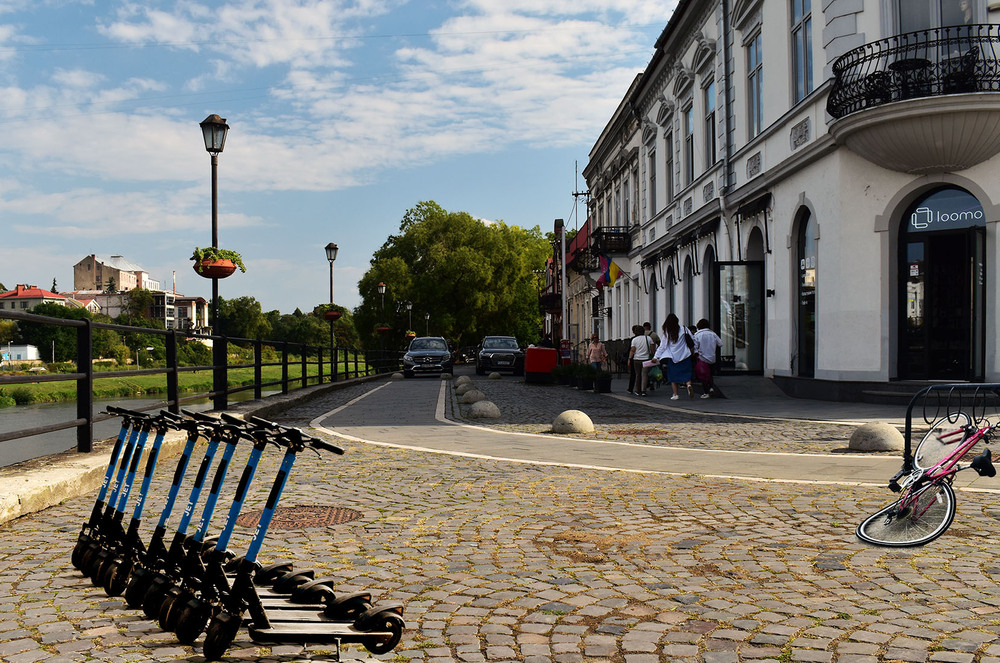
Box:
[595,254,626,290]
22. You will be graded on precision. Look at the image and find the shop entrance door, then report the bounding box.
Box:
[898,188,986,381]
[716,262,764,374]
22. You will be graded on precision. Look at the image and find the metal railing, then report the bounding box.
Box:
[0,310,402,454]
[591,226,632,254]
[827,24,1000,118]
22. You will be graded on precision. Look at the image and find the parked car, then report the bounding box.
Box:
[456,346,478,364]
[402,336,454,378]
[476,336,525,375]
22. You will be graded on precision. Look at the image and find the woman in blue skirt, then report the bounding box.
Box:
[652,313,694,400]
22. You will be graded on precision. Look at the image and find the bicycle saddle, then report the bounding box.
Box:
[971,448,997,478]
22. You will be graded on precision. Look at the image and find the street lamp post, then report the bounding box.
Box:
[200,113,229,410]
[425,311,430,336]
[405,300,412,330]
[325,242,338,381]
[377,282,387,373]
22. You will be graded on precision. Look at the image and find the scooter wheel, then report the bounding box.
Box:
[203,611,242,661]
[88,550,111,585]
[270,569,315,594]
[325,594,372,621]
[175,598,211,644]
[105,559,131,597]
[97,558,119,593]
[124,569,150,609]
[159,590,187,632]
[71,535,91,569]
[142,579,172,619]
[363,613,404,655]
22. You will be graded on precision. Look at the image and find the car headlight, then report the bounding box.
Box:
[403,354,413,361]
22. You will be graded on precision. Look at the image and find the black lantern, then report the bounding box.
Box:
[200,114,229,155]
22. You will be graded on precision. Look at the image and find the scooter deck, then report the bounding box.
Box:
[247,621,396,645]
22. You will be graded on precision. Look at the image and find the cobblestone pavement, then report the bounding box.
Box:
[4,373,1000,663]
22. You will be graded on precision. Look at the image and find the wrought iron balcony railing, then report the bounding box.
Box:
[827,24,1000,119]
[591,225,632,255]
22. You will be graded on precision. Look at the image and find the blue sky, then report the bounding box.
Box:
[1,0,674,314]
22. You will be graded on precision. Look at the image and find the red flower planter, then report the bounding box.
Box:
[375,325,390,334]
[324,310,342,321]
[193,259,238,279]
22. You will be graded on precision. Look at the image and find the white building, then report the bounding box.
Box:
[577,0,1000,399]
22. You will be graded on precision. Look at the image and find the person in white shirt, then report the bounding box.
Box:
[693,318,723,398]
[628,324,654,396]
[652,313,694,400]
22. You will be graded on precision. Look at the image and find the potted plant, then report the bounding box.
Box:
[374,323,391,334]
[577,363,597,391]
[404,330,416,340]
[323,310,342,321]
[595,369,613,393]
[551,363,572,386]
[191,247,246,279]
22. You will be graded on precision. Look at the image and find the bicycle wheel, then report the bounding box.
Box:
[856,481,956,547]
[913,412,972,470]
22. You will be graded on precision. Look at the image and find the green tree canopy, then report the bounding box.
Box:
[14,302,92,362]
[217,296,270,341]
[354,201,550,348]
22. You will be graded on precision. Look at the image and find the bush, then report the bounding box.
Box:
[0,390,15,408]
[9,387,34,405]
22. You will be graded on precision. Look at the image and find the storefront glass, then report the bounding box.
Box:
[717,262,764,373]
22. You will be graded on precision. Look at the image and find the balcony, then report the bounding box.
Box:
[827,24,1000,174]
[591,226,632,255]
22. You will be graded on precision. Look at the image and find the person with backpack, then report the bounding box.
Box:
[627,325,655,396]
[653,313,695,400]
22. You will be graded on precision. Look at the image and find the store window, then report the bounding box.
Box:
[797,211,817,377]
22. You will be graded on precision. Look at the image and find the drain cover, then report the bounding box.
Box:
[236,506,363,529]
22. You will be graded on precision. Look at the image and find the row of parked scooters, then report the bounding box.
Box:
[70,406,404,660]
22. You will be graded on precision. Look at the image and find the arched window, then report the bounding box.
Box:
[684,256,695,326]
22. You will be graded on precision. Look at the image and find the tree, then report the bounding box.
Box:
[0,320,17,345]
[51,278,58,293]
[124,288,155,320]
[14,302,92,362]
[104,277,117,293]
[355,201,550,348]
[217,296,270,341]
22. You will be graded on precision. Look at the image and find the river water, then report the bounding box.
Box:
[0,391,276,468]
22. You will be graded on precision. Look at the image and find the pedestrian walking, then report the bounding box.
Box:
[587,333,609,371]
[627,325,654,396]
[653,313,695,400]
[693,318,723,398]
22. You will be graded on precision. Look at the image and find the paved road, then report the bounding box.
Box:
[3,370,1000,663]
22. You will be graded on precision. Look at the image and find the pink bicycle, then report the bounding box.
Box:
[857,412,998,546]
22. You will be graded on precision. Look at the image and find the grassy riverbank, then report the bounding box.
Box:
[0,363,369,407]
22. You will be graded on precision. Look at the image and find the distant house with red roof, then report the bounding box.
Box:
[0,284,76,312]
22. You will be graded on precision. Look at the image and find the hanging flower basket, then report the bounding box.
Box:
[191,247,246,279]
[375,324,391,334]
[404,330,416,339]
[324,310,342,321]
[192,258,238,279]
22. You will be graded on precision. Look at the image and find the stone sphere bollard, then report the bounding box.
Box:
[489,372,502,379]
[467,400,501,418]
[456,383,475,396]
[849,422,904,452]
[391,372,404,380]
[441,373,452,380]
[454,375,472,387]
[552,409,594,434]
[459,389,486,404]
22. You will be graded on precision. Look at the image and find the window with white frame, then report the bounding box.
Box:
[648,151,657,214]
[704,79,716,167]
[623,178,630,226]
[792,0,813,103]
[683,104,695,186]
[664,130,674,203]
[747,30,763,138]
[614,187,621,225]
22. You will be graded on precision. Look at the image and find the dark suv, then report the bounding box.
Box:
[402,336,454,378]
[476,336,525,375]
